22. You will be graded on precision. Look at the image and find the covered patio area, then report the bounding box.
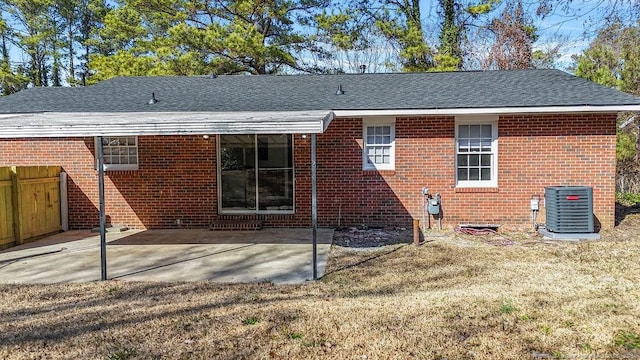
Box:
[0,228,334,284]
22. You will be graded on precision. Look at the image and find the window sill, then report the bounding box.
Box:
[219,211,296,216]
[455,187,499,193]
[104,166,139,171]
[96,170,139,178]
[362,169,396,176]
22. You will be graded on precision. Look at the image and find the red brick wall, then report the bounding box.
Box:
[498,114,617,230]
[0,112,617,231]
[0,136,218,229]
[315,116,455,228]
[315,114,617,231]
[0,135,313,229]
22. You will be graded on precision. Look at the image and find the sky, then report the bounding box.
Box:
[418,0,637,70]
[3,0,637,77]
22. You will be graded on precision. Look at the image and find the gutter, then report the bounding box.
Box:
[332,105,640,117]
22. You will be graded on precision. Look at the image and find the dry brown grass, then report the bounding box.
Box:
[2,214,640,359]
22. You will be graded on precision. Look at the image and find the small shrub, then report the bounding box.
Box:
[616,192,640,207]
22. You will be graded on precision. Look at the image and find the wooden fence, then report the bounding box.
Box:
[0,166,62,250]
[0,168,13,248]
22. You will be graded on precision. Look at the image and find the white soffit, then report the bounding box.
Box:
[0,110,335,138]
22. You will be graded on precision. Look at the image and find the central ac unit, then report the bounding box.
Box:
[545,186,594,233]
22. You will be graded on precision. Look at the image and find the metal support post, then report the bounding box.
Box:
[311,133,318,280]
[97,136,107,281]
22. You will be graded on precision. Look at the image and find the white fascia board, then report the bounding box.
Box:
[332,105,640,117]
[0,110,335,138]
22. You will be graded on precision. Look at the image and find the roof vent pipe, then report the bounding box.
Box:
[335,84,345,95]
[359,64,366,74]
[148,92,158,105]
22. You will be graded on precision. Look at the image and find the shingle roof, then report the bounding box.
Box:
[1,69,639,114]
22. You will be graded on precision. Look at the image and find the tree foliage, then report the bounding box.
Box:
[87,0,332,82]
[328,0,501,72]
[3,0,55,86]
[574,21,640,190]
[0,15,28,94]
[364,0,433,72]
[0,0,108,87]
[435,0,462,71]
[574,22,640,96]
[0,0,637,87]
[315,9,395,73]
[486,0,536,70]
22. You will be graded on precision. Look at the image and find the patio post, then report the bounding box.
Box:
[311,133,318,280]
[97,136,107,281]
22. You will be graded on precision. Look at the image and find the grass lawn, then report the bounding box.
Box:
[2,212,640,359]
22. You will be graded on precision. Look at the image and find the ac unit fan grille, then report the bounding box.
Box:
[545,186,594,233]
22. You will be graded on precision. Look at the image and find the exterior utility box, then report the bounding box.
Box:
[545,186,594,233]
[428,196,441,215]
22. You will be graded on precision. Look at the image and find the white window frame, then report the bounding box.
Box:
[94,136,139,171]
[455,115,498,188]
[362,117,396,171]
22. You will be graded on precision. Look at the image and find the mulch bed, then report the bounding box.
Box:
[332,227,413,248]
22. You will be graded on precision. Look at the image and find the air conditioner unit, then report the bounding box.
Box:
[545,186,594,233]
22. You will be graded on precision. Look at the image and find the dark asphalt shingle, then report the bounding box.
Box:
[0,69,639,114]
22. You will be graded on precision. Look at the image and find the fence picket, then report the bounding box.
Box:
[0,166,62,250]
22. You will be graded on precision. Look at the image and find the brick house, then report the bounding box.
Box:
[1,70,639,232]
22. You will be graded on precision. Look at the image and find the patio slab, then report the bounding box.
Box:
[0,228,334,284]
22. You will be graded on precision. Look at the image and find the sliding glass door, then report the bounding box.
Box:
[219,134,294,213]
[219,135,256,211]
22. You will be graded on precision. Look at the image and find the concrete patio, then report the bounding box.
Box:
[0,228,334,284]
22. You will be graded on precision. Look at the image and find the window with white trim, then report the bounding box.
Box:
[363,120,395,170]
[96,136,139,171]
[455,117,497,187]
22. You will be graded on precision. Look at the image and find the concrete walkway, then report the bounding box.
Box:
[0,228,334,284]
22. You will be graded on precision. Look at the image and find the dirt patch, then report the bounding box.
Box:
[616,202,640,226]
[332,227,413,248]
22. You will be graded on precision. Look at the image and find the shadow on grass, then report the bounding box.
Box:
[0,245,422,347]
[0,282,309,346]
[320,245,407,280]
[0,242,493,349]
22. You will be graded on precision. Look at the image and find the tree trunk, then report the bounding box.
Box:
[68,22,75,85]
[52,33,61,87]
[1,33,8,60]
[30,51,39,86]
[635,118,640,164]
